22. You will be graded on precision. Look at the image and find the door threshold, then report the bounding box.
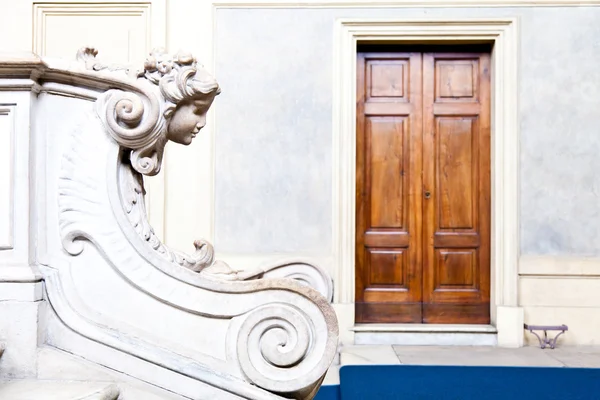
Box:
[352,324,498,346]
[351,324,497,334]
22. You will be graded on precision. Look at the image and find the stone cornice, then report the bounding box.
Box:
[0,52,141,96]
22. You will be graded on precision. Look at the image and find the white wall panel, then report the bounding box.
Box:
[31,1,167,239]
[32,3,165,65]
[0,105,14,250]
[0,91,32,272]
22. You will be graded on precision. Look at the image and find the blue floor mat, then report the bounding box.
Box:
[316,365,600,400]
[314,384,341,400]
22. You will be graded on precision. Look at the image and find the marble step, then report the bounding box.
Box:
[34,347,187,399]
[0,380,119,400]
[352,324,498,346]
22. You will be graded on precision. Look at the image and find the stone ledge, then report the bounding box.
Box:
[352,323,497,333]
[0,282,43,302]
[0,266,42,283]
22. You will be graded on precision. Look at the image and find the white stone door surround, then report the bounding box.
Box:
[331,18,524,347]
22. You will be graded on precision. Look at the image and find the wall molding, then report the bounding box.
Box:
[0,92,31,268]
[32,0,168,240]
[0,105,15,250]
[33,4,149,57]
[212,0,600,7]
[32,2,166,58]
[331,18,520,332]
[520,255,600,277]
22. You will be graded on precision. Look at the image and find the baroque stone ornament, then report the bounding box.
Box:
[63,47,337,286]
[41,47,338,399]
[91,46,220,177]
[71,48,252,280]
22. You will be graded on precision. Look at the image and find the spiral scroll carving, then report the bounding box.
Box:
[98,88,166,176]
[232,302,336,396]
[103,90,161,148]
[255,260,334,302]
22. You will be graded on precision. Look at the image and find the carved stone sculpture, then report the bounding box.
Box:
[65,47,336,293]
[2,48,338,399]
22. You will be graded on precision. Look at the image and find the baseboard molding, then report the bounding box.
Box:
[519,255,600,277]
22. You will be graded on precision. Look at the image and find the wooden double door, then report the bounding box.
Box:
[355,45,491,324]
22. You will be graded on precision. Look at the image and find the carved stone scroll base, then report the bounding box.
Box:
[0,50,338,399]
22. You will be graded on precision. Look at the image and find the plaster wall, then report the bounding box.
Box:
[214,7,600,257]
[212,6,600,345]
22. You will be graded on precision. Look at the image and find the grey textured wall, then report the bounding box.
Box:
[213,7,600,256]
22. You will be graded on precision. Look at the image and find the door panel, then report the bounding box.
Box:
[422,52,491,324]
[355,52,423,323]
[356,47,490,324]
[436,117,476,230]
[368,116,406,229]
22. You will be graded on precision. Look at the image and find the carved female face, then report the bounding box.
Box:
[166,95,215,145]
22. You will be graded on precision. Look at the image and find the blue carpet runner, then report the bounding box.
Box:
[315,365,600,400]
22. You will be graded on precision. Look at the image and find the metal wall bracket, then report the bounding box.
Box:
[524,324,568,349]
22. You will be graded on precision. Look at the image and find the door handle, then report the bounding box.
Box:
[424,191,431,199]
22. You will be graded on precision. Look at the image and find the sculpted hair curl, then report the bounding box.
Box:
[141,49,221,119]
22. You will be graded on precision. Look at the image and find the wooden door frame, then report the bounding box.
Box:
[332,18,523,347]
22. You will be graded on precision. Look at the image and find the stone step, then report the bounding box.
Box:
[351,324,498,346]
[0,380,119,400]
[34,347,187,399]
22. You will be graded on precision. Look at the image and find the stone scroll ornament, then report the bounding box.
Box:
[56,48,338,399]
[71,47,334,297]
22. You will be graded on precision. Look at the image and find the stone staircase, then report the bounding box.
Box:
[0,345,190,399]
[0,381,119,400]
[0,342,115,400]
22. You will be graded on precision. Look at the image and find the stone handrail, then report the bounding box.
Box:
[1,49,338,399]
